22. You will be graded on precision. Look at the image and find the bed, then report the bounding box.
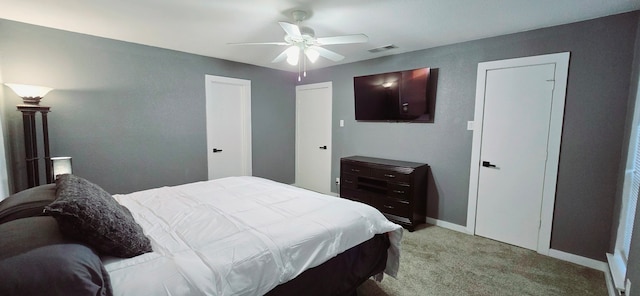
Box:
[0,174,402,296]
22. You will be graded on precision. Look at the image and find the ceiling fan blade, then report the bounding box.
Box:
[316,34,369,45]
[279,21,302,38]
[228,41,288,46]
[312,46,344,61]
[271,48,289,63]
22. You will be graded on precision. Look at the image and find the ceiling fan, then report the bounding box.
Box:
[229,10,368,80]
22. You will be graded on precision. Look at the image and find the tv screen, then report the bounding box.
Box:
[353,67,435,122]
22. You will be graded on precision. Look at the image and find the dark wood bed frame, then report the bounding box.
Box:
[267,233,390,296]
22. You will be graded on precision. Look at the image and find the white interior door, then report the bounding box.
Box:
[475,64,555,250]
[296,82,332,194]
[205,75,252,180]
[467,52,570,254]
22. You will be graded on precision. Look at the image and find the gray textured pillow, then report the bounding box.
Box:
[44,174,152,258]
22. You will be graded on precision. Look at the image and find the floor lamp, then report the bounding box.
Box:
[5,83,54,188]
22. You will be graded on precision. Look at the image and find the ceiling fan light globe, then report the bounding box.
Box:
[285,46,300,65]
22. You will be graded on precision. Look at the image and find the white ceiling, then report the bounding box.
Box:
[1,0,639,73]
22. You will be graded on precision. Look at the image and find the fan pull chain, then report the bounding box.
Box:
[303,53,307,78]
[298,59,301,82]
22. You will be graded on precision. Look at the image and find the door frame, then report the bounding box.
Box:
[204,75,252,179]
[466,52,570,254]
[295,81,332,194]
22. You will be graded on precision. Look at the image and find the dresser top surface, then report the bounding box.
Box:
[341,156,428,169]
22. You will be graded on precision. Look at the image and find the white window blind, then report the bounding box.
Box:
[622,128,640,259]
[608,125,640,293]
[0,109,9,199]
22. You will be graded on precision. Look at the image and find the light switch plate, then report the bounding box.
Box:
[340,119,344,127]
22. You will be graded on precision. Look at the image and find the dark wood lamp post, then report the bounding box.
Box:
[4,83,54,188]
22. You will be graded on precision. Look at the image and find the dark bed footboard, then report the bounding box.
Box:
[265,233,390,296]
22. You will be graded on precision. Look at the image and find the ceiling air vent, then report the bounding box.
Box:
[368,44,397,53]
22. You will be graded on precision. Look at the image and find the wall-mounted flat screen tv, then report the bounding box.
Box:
[353,67,436,123]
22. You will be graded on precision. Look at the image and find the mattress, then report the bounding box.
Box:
[103,176,402,296]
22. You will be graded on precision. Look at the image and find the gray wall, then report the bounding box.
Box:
[0,19,297,194]
[301,12,640,261]
[1,11,639,264]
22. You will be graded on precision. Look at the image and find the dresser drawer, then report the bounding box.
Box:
[388,183,412,200]
[370,168,411,183]
[340,173,358,189]
[371,197,409,217]
[342,163,370,176]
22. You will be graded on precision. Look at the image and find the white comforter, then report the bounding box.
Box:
[104,176,402,296]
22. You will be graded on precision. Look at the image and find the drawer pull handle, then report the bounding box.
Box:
[384,174,395,178]
[351,169,360,172]
[393,190,405,194]
[344,180,353,184]
[384,205,395,209]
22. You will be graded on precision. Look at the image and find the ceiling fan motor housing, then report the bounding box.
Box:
[291,10,308,22]
[284,28,316,46]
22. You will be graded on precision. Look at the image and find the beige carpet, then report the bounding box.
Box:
[357,225,608,296]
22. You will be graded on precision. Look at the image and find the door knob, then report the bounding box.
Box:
[213,148,223,153]
[482,161,496,168]
[319,145,327,150]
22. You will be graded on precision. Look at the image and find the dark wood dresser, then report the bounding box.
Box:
[340,156,428,231]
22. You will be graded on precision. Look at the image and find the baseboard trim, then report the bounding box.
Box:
[606,252,627,291]
[425,217,472,234]
[547,249,608,272]
[604,264,620,296]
